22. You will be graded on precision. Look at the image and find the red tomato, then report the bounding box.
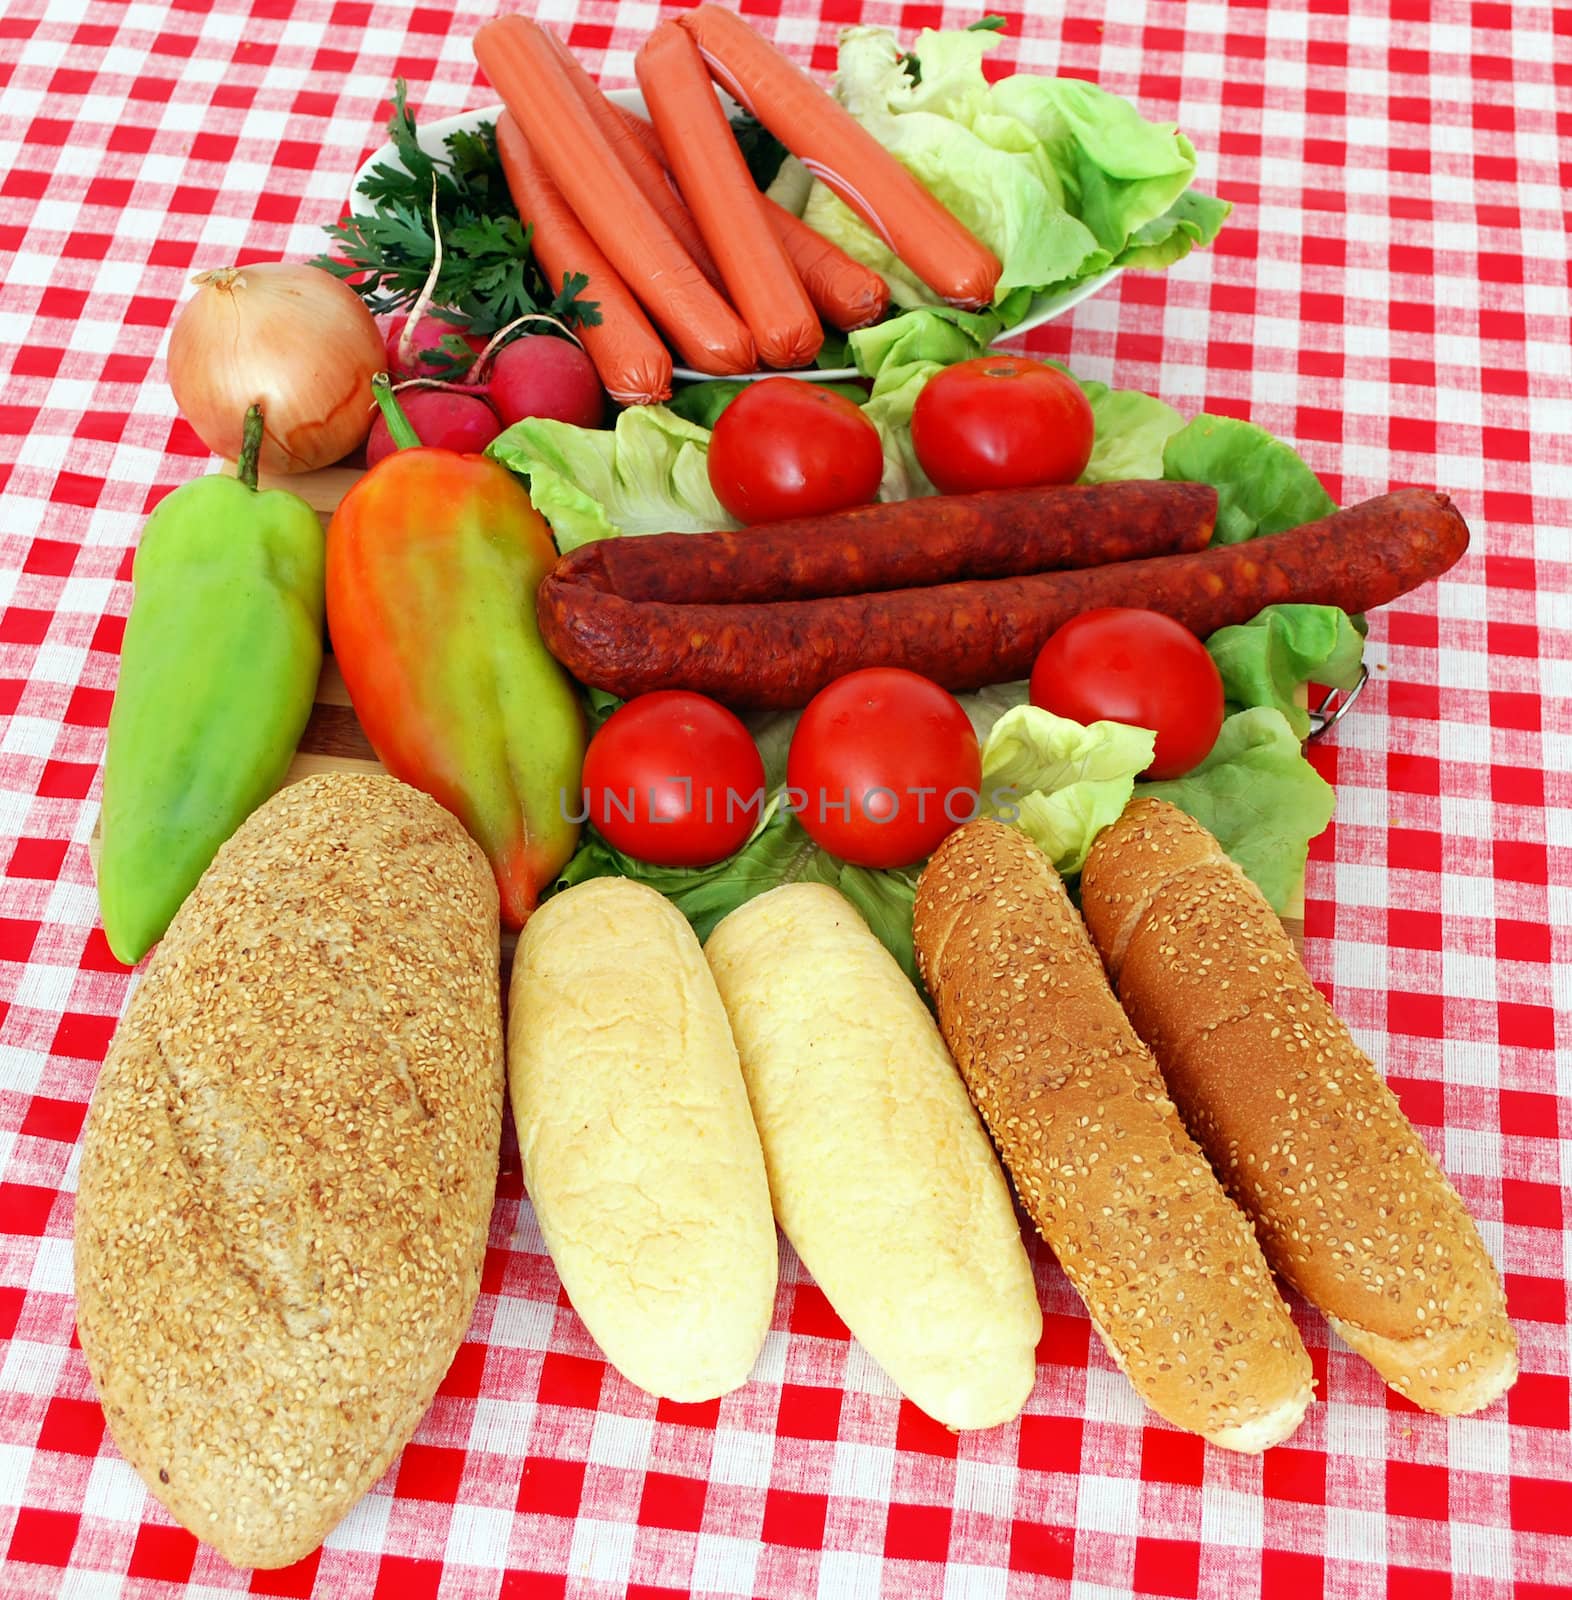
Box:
[786,669,981,869]
[1029,608,1224,780]
[707,376,884,525]
[582,691,765,867]
[910,355,1094,495]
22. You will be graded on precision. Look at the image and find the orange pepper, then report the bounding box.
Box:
[326,377,585,925]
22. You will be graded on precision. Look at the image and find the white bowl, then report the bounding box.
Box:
[351,91,1119,385]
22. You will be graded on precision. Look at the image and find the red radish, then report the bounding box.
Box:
[384,312,486,380]
[366,388,503,465]
[485,335,604,429]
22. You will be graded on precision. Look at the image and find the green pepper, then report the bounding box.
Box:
[98,407,325,964]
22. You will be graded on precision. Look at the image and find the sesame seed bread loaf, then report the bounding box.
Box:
[76,773,505,1570]
[705,884,1042,1430]
[914,819,1312,1452]
[1080,797,1517,1415]
[507,878,777,1402]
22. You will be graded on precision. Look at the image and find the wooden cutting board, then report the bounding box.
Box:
[90,459,1307,947]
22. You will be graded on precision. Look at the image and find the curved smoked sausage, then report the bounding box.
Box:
[537,490,1468,709]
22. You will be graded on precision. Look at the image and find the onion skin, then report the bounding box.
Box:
[168,263,387,474]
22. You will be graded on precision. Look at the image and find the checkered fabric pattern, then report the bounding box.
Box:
[2,0,1568,1594]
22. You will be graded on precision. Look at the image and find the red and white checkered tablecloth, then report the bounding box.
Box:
[2,0,1569,1594]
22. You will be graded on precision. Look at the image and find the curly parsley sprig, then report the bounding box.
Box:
[313,81,600,340]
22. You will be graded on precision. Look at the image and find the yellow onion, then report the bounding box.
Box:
[168,262,386,474]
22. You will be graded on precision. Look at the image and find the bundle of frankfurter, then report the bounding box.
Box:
[474,6,995,402]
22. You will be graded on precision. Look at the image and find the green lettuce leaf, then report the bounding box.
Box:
[849,303,1001,378]
[764,153,814,216]
[958,679,1032,745]
[1137,707,1334,912]
[668,379,871,432]
[1161,414,1336,545]
[1116,188,1234,270]
[487,405,736,550]
[987,74,1201,258]
[890,23,998,114]
[557,802,813,946]
[582,686,624,732]
[829,862,924,982]
[558,800,923,983]
[816,331,855,370]
[1077,378,1185,482]
[981,705,1156,874]
[665,382,750,432]
[1206,605,1367,738]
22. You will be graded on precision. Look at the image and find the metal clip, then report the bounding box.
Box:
[1305,663,1369,740]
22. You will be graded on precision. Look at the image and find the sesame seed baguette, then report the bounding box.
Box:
[77,774,505,1570]
[1080,797,1517,1416]
[914,819,1313,1452]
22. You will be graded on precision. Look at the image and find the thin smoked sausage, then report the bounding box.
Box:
[560,481,1217,605]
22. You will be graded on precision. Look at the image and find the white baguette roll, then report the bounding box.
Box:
[705,883,1042,1430]
[507,878,777,1402]
[1080,797,1517,1415]
[914,819,1313,1452]
[76,774,504,1570]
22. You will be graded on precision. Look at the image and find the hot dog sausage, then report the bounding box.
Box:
[542,29,726,293]
[637,21,822,370]
[677,5,1001,309]
[613,104,674,172]
[609,100,888,332]
[556,481,1218,605]
[537,490,1468,708]
[762,198,892,332]
[494,114,674,407]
